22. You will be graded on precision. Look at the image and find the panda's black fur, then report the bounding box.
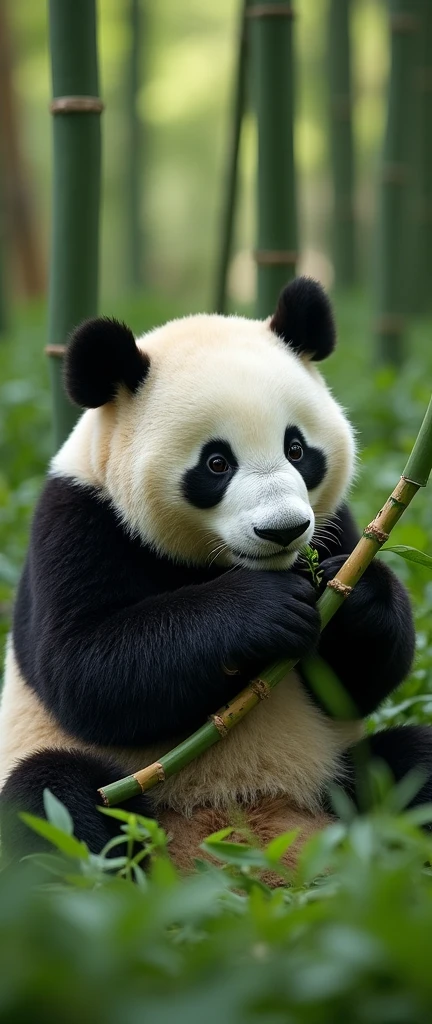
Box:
[1,278,431,865]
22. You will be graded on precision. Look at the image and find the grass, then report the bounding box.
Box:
[1,291,432,1020]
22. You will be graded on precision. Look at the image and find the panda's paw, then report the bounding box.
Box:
[230,570,320,664]
[319,554,401,610]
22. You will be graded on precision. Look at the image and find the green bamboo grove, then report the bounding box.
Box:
[47,0,103,450]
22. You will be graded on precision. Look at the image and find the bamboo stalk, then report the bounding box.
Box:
[0,0,45,300]
[127,0,143,291]
[47,0,103,449]
[327,0,356,288]
[98,395,432,807]
[213,0,249,314]
[410,0,432,315]
[250,0,297,317]
[373,1,418,366]
[0,159,8,337]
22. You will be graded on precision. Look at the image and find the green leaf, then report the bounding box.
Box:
[402,803,432,827]
[19,813,89,859]
[203,827,235,844]
[382,545,432,569]
[43,788,73,835]
[200,840,270,868]
[265,830,299,863]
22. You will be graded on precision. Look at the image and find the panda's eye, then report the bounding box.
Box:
[207,454,230,474]
[287,440,303,462]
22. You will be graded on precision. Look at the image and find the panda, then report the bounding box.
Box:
[0,276,430,874]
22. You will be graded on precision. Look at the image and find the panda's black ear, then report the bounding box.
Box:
[269,277,336,361]
[64,317,150,408]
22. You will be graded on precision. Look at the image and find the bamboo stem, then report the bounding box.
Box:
[127,0,143,291]
[327,0,356,288]
[99,396,432,808]
[47,0,103,449]
[213,0,249,314]
[410,0,432,315]
[373,0,418,365]
[250,0,297,317]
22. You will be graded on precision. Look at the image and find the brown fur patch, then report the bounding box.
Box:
[159,797,334,886]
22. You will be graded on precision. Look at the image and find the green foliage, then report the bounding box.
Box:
[2,787,432,1022]
[302,544,324,589]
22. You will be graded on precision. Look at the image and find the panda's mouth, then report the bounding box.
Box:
[230,546,289,562]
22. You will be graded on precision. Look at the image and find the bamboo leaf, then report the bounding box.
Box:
[204,827,235,844]
[200,840,270,868]
[19,813,89,859]
[402,804,432,827]
[43,788,73,835]
[265,830,299,863]
[382,544,432,569]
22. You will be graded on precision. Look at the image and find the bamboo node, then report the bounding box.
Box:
[381,163,408,185]
[363,523,389,544]
[45,344,66,357]
[211,714,229,737]
[134,762,165,791]
[254,249,298,266]
[251,678,271,700]
[332,95,352,118]
[50,96,105,115]
[326,579,352,598]
[374,314,405,336]
[402,474,423,487]
[390,13,418,33]
[97,788,110,807]
[246,3,295,18]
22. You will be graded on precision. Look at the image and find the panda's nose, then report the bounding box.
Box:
[254,521,310,548]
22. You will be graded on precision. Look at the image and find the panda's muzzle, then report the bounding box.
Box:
[253,520,310,549]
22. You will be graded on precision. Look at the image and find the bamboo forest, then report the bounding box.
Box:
[3,2,432,1021]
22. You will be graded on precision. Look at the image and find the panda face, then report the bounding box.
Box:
[54,295,356,571]
[181,425,325,569]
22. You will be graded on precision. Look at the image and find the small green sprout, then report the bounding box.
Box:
[302,544,323,590]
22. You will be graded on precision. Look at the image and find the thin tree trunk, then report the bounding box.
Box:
[328,0,356,288]
[250,0,297,318]
[373,2,417,366]
[0,1,45,299]
[213,0,249,314]
[411,0,432,314]
[127,0,143,291]
[0,158,8,336]
[47,0,103,449]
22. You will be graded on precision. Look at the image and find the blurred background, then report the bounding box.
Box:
[2,0,432,724]
[0,0,390,306]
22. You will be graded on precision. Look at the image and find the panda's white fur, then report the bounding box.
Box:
[0,309,362,832]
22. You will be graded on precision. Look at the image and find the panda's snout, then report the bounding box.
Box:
[254,520,310,548]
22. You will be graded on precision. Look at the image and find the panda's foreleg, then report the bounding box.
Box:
[0,748,157,860]
[332,725,432,818]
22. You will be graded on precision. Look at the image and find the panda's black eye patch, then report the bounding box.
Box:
[183,440,238,509]
[284,426,327,490]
